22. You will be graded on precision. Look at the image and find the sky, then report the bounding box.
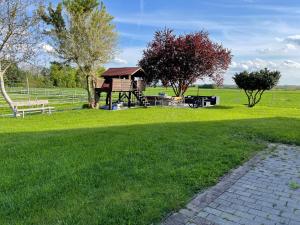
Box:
[48,0,300,85]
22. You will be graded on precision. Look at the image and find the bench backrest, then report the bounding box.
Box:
[13,100,49,107]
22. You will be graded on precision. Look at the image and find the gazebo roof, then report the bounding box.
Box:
[102,67,144,77]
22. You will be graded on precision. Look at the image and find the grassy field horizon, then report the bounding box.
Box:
[1,87,300,115]
[0,88,300,224]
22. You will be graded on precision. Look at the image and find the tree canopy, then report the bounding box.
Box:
[49,62,78,88]
[39,0,117,107]
[139,28,232,97]
[0,0,42,111]
[1,60,26,86]
[233,68,281,107]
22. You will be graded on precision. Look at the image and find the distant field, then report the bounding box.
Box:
[145,87,300,109]
[1,87,300,225]
[1,87,300,115]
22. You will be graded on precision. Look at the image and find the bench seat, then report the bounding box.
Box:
[12,100,54,118]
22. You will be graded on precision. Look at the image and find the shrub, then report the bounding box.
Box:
[233,68,280,107]
[198,84,217,89]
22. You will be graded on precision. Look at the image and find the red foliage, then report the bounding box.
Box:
[139,28,232,96]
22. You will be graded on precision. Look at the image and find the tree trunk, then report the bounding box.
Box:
[86,75,96,108]
[245,90,254,107]
[245,89,265,108]
[0,71,15,112]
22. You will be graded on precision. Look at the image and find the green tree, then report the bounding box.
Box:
[49,62,77,88]
[139,28,231,97]
[0,0,41,112]
[39,0,117,108]
[233,68,281,107]
[1,61,26,87]
[26,73,52,88]
[96,67,106,77]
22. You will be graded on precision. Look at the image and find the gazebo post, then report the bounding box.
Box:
[106,93,109,105]
[128,91,131,108]
[109,92,113,110]
[94,90,101,108]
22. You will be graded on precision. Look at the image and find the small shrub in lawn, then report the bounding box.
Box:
[289,181,300,190]
[82,103,90,109]
[233,68,281,107]
[198,84,217,89]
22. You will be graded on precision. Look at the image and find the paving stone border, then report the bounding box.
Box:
[161,143,300,225]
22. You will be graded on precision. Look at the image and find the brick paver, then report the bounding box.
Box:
[162,144,300,225]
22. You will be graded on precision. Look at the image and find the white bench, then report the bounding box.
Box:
[12,100,54,118]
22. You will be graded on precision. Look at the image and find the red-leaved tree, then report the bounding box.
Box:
[139,28,232,96]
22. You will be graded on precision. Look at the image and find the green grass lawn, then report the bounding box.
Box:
[0,88,300,225]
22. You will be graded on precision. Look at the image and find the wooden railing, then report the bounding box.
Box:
[95,78,146,92]
[112,79,132,91]
[136,80,146,91]
[94,78,105,88]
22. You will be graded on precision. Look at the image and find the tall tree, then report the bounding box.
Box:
[139,28,232,97]
[39,0,117,108]
[233,68,281,107]
[0,0,41,111]
[49,62,77,88]
[2,60,26,87]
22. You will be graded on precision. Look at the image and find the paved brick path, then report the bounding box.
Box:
[162,144,300,225]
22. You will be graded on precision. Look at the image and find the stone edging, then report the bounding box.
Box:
[161,144,275,225]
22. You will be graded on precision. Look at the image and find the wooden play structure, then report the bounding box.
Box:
[94,67,149,110]
[94,67,220,110]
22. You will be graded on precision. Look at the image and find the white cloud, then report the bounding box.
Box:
[230,58,276,71]
[111,57,128,65]
[257,44,298,55]
[286,43,297,50]
[275,37,284,42]
[285,35,300,46]
[114,12,300,84]
[114,16,236,31]
[256,36,299,56]
[106,47,144,68]
[230,58,300,72]
[227,58,300,85]
[257,48,273,54]
[40,43,55,53]
[282,60,300,69]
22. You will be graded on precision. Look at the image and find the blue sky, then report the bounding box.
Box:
[49,0,300,84]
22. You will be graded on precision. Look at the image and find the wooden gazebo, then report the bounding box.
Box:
[94,67,149,110]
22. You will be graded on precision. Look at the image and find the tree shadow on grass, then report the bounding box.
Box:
[0,117,299,225]
[204,105,234,110]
